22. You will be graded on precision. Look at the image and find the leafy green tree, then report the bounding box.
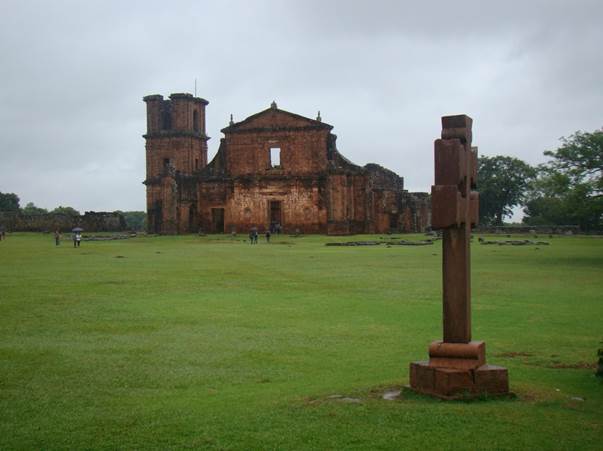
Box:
[524,129,602,230]
[51,206,80,216]
[477,156,536,225]
[543,130,602,194]
[21,202,48,215]
[0,192,20,212]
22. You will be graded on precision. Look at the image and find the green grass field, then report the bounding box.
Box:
[1,232,602,450]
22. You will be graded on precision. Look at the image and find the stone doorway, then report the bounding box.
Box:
[211,208,224,233]
[152,201,162,233]
[188,204,198,233]
[389,213,399,231]
[269,200,282,231]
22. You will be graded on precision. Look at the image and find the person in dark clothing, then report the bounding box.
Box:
[250,227,259,245]
[54,230,60,246]
[265,230,271,243]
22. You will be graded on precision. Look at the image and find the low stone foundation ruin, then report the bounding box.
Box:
[0,211,127,233]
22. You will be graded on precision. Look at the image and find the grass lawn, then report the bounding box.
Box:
[1,232,602,450]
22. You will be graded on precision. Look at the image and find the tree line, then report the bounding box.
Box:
[0,194,146,231]
[478,128,602,230]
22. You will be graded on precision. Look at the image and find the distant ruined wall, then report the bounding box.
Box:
[326,173,368,235]
[80,211,128,232]
[400,192,431,233]
[364,164,430,234]
[0,211,127,232]
[365,163,404,191]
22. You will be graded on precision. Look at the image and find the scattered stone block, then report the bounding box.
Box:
[479,239,550,246]
[382,389,401,401]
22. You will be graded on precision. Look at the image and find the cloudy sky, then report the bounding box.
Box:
[1,0,601,213]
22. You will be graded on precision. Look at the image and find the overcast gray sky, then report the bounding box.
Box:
[1,0,601,213]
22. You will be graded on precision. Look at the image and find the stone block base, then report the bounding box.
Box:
[428,340,485,370]
[409,361,509,399]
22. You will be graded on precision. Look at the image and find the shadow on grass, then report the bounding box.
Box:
[303,383,519,407]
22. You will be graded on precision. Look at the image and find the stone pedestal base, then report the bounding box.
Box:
[409,341,509,399]
[410,361,509,399]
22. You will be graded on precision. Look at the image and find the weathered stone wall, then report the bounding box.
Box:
[0,211,127,232]
[365,163,404,191]
[197,179,230,233]
[364,164,430,234]
[230,177,326,233]
[370,189,398,233]
[400,192,431,233]
[144,93,209,234]
[326,173,368,234]
[81,212,127,232]
[226,127,329,177]
[146,177,179,234]
[145,136,207,178]
[143,94,432,235]
[144,93,208,137]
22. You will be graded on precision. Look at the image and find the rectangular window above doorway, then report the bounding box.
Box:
[269,147,281,168]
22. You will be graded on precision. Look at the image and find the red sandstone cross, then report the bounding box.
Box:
[409,115,509,399]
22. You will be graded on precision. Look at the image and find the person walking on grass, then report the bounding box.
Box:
[253,228,259,244]
[76,232,81,247]
[265,229,271,243]
[54,230,60,246]
[249,227,259,245]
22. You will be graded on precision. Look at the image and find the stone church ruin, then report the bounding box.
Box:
[143,93,430,235]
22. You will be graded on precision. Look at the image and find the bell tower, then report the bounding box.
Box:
[143,93,209,234]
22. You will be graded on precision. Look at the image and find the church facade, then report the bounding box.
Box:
[143,93,430,235]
